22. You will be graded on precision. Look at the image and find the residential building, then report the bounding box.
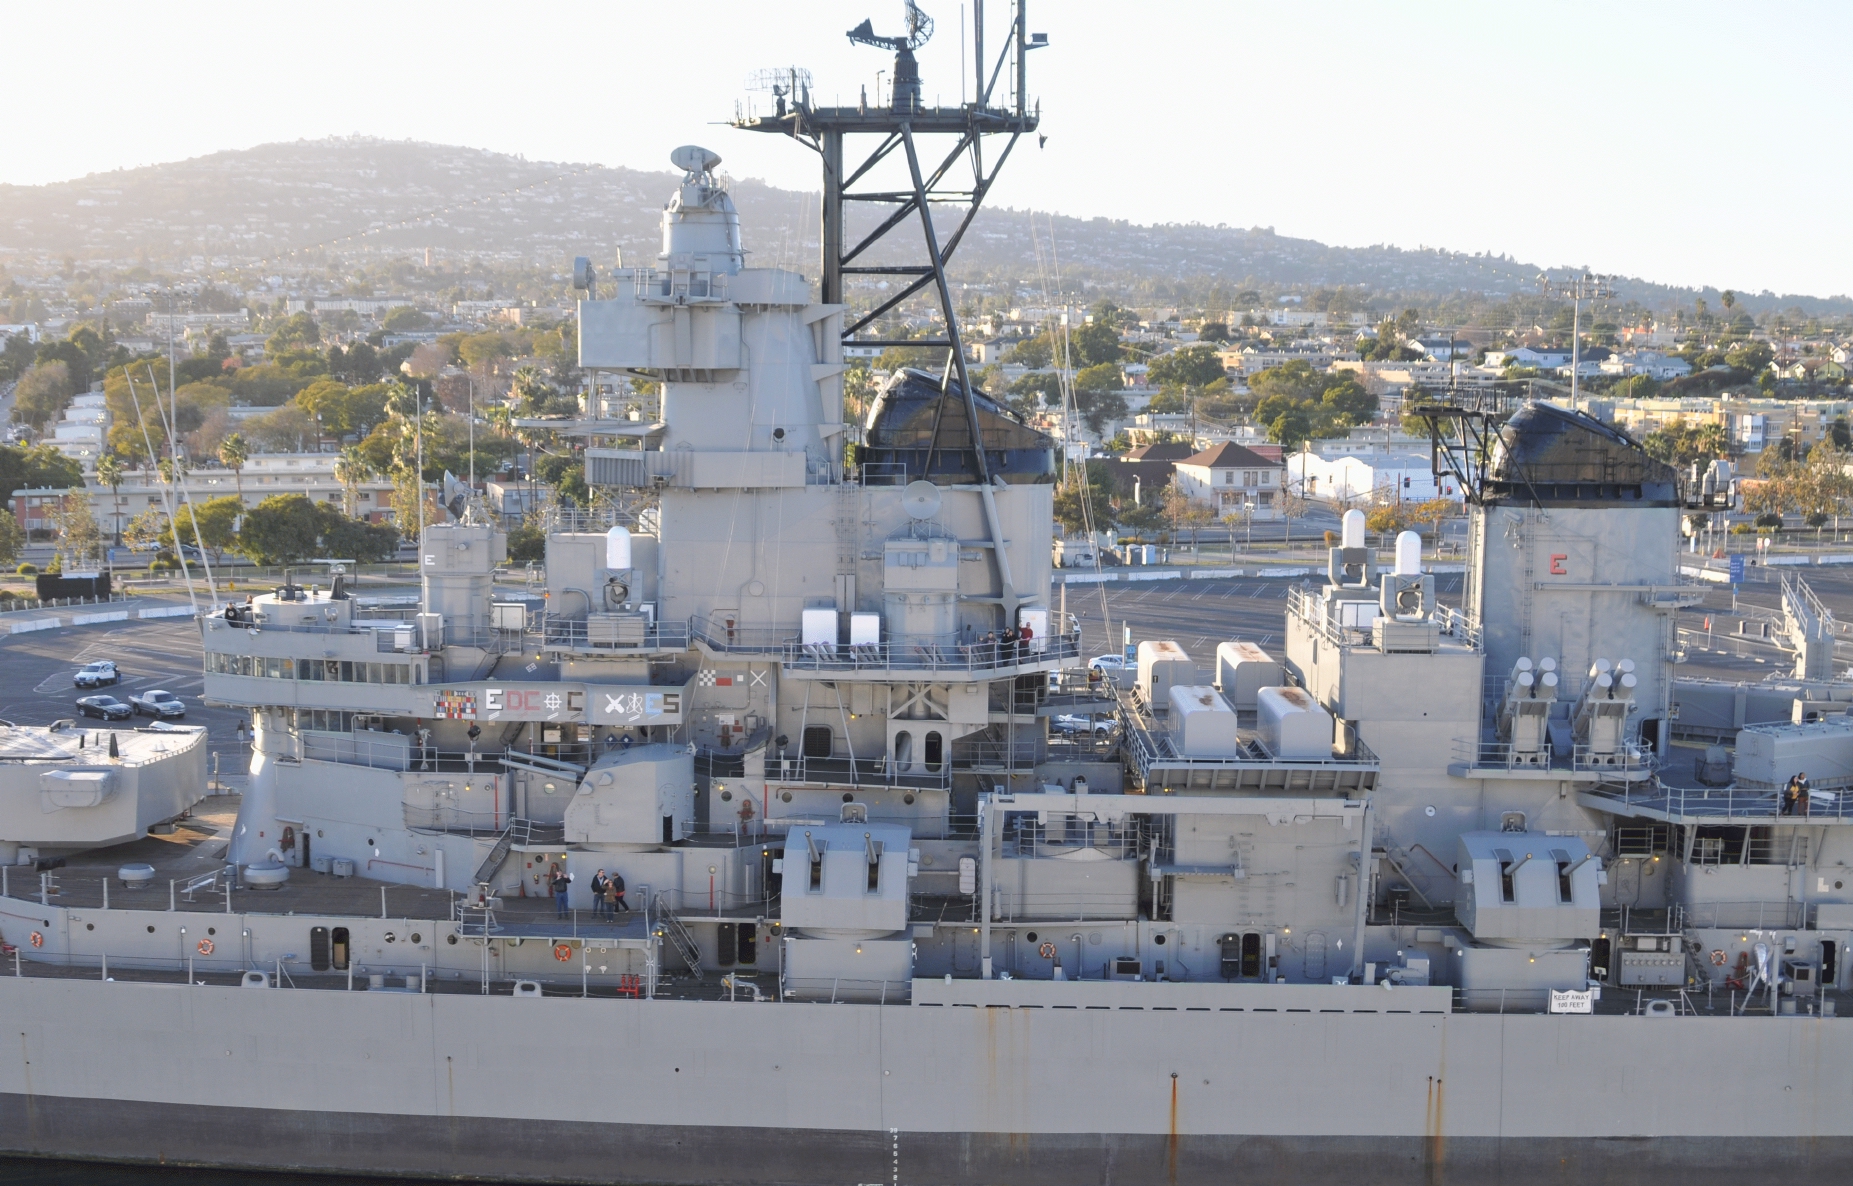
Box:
[1172,443,1286,519]
[1287,452,1461,506]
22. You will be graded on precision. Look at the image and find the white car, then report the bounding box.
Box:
[1088,654,1126,673]
[1053,713,1116,736]
[73,661,120,688]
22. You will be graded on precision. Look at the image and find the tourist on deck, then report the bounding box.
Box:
[589,869,611,918]
[550,866,573,918]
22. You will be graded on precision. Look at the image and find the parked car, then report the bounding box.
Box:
[1053,713,1116,736]
[1088,654,1126,673]
[75,695,133,721]
[129,689,186,718]
[73,661,119,688]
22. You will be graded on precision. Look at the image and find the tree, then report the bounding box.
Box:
[1072,364,1128,434]
[1365,505,1408,536]
[95,453,125,543]
[1068,322,1123,368]
[381,306,431,333]
[265,313,322,358]
[122,507,172,550]
[1406,498,1456,537]
[0,442,84,505]
[217,432,249,501]
[1161,484,1215,549]
[1641,419,1728,469]
[11,361,73,431]
[313,502,399,562]
[334,447,374,518]
[506,523,545,564]
[1146,345,1226,390]
[238,494,324,564]
[0,509,22,568]
[1724,341,1773,375]
[185,495,245,561]
[49,495,104,566]
[1053,460,1117,535]
[1006,334,1053,369]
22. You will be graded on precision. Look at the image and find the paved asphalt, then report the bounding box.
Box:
[0,606,252,777]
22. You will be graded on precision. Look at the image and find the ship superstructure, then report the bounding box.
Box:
[5,6,1853,1183]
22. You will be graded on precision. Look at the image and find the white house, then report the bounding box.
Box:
[1173,443,1287,519]
[1598,350,1693,381]
[1288,452,1462,505]
[1487,346,1572,369]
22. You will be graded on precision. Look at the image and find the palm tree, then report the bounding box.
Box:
[217,432,249,504]
[333,447,373,519]
[95,453,125,544]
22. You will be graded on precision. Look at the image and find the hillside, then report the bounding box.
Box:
[1,138,1844,317]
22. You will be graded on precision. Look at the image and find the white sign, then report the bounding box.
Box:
[1549,989,1594,1014]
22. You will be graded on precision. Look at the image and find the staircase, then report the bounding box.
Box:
[655,891,704,980]
[472,818,545,886]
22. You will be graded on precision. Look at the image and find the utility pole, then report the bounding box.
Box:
[1538,271,1613,408]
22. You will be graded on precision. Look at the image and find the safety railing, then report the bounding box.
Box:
[765,753,952,791]
[1120,709,1377,769]
[542,616,690,652]
[1453,738,1655,775]
[1583,781,1853,822]
[298,736,596,777]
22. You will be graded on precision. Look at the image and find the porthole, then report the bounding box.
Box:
[317,830,324,838]
[780,791,793,803]
[367,838,374,846]
[1026,932,1038,943]
[86,923,94,931]
[720,790,733,802]
[1154,934,1167,946]
[902,793,915,805]
[146,925,155,934]
[411,933,421,944]
[543,783,557,795]
[208,927,217,936]
[447,934,458,946]
[842,793,854,803]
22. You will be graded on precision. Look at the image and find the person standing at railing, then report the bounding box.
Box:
[550,865,573,919]
[1782,772,1809,816]
[589,869,611,918]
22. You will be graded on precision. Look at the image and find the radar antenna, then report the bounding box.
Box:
[846,1,936,111]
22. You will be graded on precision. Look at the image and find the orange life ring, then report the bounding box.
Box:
[197,938,214,956]
[1038,941,1057,960]
[1710,949,1727,966]
[28,931,43,948]
[553,943,574,962]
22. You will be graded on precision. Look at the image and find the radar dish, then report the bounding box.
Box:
[902,480,942,520]
[670,145,722,174]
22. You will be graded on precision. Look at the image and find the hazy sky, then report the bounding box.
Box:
[8,1,1849,298]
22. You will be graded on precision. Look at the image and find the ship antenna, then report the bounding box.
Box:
[739,1,1047,488]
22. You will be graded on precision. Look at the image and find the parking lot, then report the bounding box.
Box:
[0,608,251,778]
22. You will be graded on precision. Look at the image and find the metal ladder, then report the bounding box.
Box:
[471,818,536,886]
[654,891,703,980]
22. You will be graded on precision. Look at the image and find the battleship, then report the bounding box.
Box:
[3,4,1853,1184]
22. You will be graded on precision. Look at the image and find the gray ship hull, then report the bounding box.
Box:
[2,978,1848,1185]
